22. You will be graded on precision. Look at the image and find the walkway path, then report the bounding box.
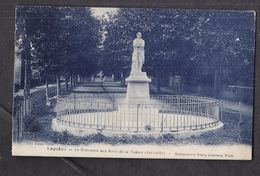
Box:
[149,84,253,117]
[73,81,126,93]
[14,82,65,97]
[17,81,252,117]
[76,81,253,117]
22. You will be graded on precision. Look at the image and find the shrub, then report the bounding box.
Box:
[23,116,43,132]
[144,125,151,132]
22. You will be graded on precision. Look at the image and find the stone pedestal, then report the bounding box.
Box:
[125,72,151,103]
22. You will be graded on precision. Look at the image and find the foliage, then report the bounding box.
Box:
[101,9,255,88]
[15,7,255,96]
[24,115,43,132]
[16,7,101,84]
[24,110,253,145]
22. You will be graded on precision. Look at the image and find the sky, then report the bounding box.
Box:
[91,7,118,18]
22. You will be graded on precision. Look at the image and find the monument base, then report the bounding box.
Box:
[125,72,151,103]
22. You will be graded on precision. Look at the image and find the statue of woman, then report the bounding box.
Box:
[131,32,145,74]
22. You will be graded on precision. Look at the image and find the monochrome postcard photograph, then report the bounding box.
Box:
[12,6,255,160]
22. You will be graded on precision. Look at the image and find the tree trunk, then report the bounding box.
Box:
[45,79,50,106]
[69,75,73,87]
[56,75,61,96]
[65,76,68,91]
[180,77,183,95]
[178,76,182,95]
[214,69,220,98]
[122,77,125,86]
[156,69,161,93]
[23,57,30,100]
[77,75,81,84]
[180,65,184,95]
[20,58,25,89]
[73,75,77,86]
[120,73,125,86]
[23,40,31,116]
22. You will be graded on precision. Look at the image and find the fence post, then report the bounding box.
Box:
[96,102,98,130]
[136,104,140,133]
[18,103,24,141]
[220,101,223,122]
[161,106,164,132]
[73,94,76,110]
[112,94,115,109]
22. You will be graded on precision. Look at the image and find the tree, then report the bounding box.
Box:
[59,8,101,81]
[101,9,205,92]
[190,11,255,97]
[101,9,254,96]
[16,7,39,114]
[16,7,102,103]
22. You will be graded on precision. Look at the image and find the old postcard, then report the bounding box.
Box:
[12,6,255,160]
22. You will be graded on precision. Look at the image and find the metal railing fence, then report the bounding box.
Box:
[55,94,220,133]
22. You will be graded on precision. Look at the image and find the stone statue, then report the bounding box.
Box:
[126,32,151,102]
[131,32,145,74]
